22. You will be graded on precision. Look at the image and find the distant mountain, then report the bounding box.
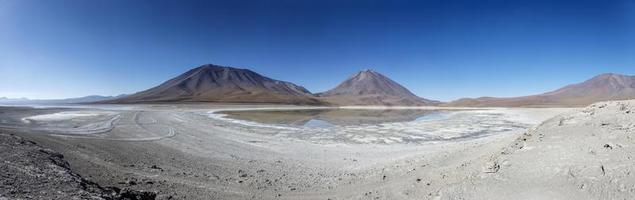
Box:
[0,97,27,102]
[445,73,635,107]
[317,70,440,106]
[0,95,124,104]
[106,64,324,105]
[56,95,127,104]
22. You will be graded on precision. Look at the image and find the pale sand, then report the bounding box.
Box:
[435,100,635,199]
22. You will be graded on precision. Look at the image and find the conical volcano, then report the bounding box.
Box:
[317,70,440,106]
[107,64,324,105]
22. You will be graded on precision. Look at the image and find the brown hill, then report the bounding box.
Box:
[445,73,635,107]
[317,70,440,106]
[106,64,324,105]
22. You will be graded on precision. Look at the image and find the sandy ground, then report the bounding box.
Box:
[0,102,631,199]
[437,100,635,200]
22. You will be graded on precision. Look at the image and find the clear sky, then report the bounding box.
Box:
[1,0,634,101]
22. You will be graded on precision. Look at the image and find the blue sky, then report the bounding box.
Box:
[1,0,634,101]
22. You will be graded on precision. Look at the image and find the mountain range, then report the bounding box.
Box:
[12,63,634,107]
[105,64,439,106]
[0,95,126,105]
[444,73,635,107]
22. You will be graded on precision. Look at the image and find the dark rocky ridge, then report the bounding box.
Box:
[106,64,324,105]
[318,70,440,106]
[445,73,635,107]
[0,133,156,200]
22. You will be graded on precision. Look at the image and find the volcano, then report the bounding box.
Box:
[317,70,440,106]
[107,64,324,105]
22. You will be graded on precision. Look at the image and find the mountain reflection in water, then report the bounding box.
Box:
[219,109,446,127]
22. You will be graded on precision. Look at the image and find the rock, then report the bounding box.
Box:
[150,165,162,170]
[117,188,157,200]
[484,162,500,173]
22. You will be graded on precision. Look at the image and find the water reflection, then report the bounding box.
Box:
[219,109,444,127]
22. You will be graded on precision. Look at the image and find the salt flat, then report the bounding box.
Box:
[1,102,632,199]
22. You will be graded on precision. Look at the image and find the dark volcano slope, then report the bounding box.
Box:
[107,64,324,105]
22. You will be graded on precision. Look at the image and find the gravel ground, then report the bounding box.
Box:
[0,133,155,200]
[2,103,608,199]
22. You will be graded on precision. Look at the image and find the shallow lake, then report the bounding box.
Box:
[218,109,447,128]
[211,108,532,144]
